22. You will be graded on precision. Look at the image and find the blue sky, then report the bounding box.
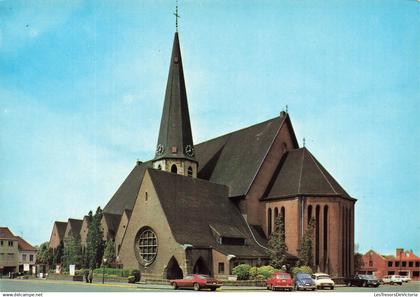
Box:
[0,0,419,255]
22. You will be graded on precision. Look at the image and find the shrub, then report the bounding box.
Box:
[292,266,313,276]
[131,269,141,282]
[249,267,258,280]
[257,265,279,279]
[128,276,136,283]
[232,264,251,280]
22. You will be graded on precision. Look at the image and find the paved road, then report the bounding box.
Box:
[1,279,419,292]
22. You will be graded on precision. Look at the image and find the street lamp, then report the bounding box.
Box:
[102,258,107,284]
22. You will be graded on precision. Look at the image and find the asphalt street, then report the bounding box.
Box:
[0,279,419,292]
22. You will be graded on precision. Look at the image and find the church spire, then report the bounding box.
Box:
[153,32,197,177]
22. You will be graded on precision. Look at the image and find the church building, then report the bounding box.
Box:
[49,30,356,279]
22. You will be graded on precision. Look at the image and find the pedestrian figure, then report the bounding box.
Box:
[84,269,89,283]
[88,268,93,283]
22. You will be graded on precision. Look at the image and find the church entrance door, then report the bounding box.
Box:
[166,256,183,280]
[193,257,211,275]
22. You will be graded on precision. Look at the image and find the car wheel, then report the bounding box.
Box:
[210,287,217,291]
[390,282,393,285]
[172,283,178,290]
[399,283,402,286]
[193,283,200,291]
[331,286,334,290]
[271,286,275,291]
[347,282,352,287]
[362,282,367,287]
[312,288,316,291]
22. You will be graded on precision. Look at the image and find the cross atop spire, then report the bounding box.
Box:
[174,0,180,32]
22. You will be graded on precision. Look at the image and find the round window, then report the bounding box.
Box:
[135,228,158,266]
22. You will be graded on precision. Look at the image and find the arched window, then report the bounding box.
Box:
[145,192,148,201]
[187,166,193,177]
[282,143,288,153]
[135,228,158,266]
[308,205,313,225]
[157,164,162,170]
[274,207,279,220]
[171,164,177,173]
[315,205,320,266]
[267,208,272,236]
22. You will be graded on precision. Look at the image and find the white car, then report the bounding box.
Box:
[382,275,403,285]
[311,273,335,290]
[400,276,411,283]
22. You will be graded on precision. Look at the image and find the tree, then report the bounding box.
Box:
[297,217,315,267]
[63,235,83,269]
[53,240,64,266]
[268,214,288,269]
[103,240,116,267]
[86,207,104,268]
[36,242,53,265]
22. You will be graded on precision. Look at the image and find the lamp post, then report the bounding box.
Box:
[102,258,107,284]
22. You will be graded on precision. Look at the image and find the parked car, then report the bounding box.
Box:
[311,273,335,290]
[170,274,222,291]
[294,273,316,291]
[381,275,403,285]
[400,275,411,283]
[266,272,294,291]
[346,274,380,287]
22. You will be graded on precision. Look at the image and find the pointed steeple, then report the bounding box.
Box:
[154,32,196,164]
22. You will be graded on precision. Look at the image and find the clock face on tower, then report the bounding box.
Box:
[185,145,194,157]
[156,144,164,155]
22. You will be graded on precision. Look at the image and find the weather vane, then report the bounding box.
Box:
[174,0,180,32]
[303,137,306,147]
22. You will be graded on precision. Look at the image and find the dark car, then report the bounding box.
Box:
[266,272,294,291]
[170,274,222,291]
[294,273,316,291]
[346,274,380,287]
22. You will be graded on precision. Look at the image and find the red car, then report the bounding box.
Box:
[266,272,294,291]
[170,274,222,291]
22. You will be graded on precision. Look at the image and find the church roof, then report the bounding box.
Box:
[103,161,151,215]
[103,213,122,236]
[147,168,269,257]
[54,221,67,240]
[195,114,296,197]
[154,32,195,162]
[264,147,352,200]
[66,218,83,236]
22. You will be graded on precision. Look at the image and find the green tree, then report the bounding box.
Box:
[297,217,315,267]
[36,242,54,265]
[103,239,116,267]
[63,235,83,269]
[86,207,104,268]
[53,240,64,265]
[268,214,288,269]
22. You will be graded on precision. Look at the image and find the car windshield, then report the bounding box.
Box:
[364,275,377,280]
[276,274,290,279]
[197,275,209,279]
[297,273,311,280]
[317,275,331,280]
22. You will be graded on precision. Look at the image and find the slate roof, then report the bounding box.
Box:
[0,227,16,240]
[147,168,269,257]
[67,219,83,236]
[103,161,151,215]
[154,32,196,162]
[17,236,37,251]
[103,213,122,236]
[264,147,352,200]
[194,114,298,197]
[54,221,67,240]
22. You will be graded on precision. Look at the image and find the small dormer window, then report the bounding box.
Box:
[187,166,193,177]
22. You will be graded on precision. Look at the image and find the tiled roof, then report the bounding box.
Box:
[0,227,16,239]
[17,236,37,251]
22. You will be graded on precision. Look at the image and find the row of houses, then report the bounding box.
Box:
[0,227,37,274]
[358,248,420,280]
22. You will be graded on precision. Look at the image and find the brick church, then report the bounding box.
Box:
[49,30,356,279]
